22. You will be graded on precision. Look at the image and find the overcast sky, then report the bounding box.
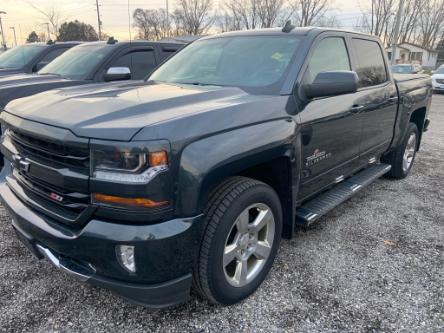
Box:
[1,0,366,45]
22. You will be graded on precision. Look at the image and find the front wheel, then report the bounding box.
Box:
[384,122,419,179]
[194,177,282,305]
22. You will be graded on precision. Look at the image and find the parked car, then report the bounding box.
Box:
[0,38,185,109]
[431,66,444,92]
[0,27,432,308]
[391,63,423,74]
[0,41,79,77]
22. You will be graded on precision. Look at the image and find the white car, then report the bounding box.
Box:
[432,67,444,93]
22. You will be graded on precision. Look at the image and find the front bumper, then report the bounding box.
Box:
[432,82,444,91]
[0,181,204,308]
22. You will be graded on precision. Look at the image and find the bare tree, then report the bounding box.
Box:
[174,0,214,35]
[290,0,332,27]
[26,2,65,39]
[417,0,444,48]
[215,11,243,32]
[257,0,286,28]
[398,0,422,43]
[360,0,396,38]
[225,0,260,29]
[133,8,170,40]
[358,0,444,49]
[224,0,288,30]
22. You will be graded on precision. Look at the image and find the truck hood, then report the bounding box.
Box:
[0,74,83,109]
[5,81,275,141]
[0,73,73,88]
[0,68,23,77]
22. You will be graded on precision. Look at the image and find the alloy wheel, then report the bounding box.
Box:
[223,203,275,287]
[402,132,417,173]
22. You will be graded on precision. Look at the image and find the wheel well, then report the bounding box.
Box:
[410,107,426,150]
[235,157,294,238]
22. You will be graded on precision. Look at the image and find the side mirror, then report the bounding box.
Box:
[305,71,359,99]
[104,67,131,82]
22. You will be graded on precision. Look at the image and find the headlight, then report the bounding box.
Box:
[91,142,169,184]
[90,141,172,211]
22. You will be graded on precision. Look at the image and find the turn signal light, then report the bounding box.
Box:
[149,151,168,167]
[93,193,169,208]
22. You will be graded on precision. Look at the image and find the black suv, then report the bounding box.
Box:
[0,39,186,109]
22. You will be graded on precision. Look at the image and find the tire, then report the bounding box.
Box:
[384,122,419,179]
[194,176,283,305]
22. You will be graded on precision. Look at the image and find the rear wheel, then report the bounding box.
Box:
[384,123,419,179]
[194,177,282,305]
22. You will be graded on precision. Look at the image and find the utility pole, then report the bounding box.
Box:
[96,0,102,40]
[166,0,169,38]
[391,0,405,65]
[44,22,51,41]
[0,11,6,50]
[9,26,16,46]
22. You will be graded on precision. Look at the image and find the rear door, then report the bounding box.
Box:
[348,37,398,162]
[298,34,363,200]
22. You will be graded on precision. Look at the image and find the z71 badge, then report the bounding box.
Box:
[305,148,332,167]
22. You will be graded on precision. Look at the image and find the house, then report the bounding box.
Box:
[386,42,438,69]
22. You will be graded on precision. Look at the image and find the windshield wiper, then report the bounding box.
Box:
[179,82,224,87]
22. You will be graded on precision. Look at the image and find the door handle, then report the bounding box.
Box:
[350,105,365,113]
[388,96,398,102]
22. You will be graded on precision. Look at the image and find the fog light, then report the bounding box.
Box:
[116,245,136,273]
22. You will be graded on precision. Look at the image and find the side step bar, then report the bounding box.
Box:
[296,163,391,226]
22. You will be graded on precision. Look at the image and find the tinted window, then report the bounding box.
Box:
[305,37,350,83]
[109,50,157,80]
[0,45,46,69]
[150,36,302,93]
[131,50,156,79]
[160,47,179,61]
[352,39,387,87]
[109,52,132,68]
[39,48,68,65]
[39,44,115,80]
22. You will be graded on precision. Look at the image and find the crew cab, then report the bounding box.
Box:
[0,26,432,308]
[0,38,185,109]
[0,41,79,77]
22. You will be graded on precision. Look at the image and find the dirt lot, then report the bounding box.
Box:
[0,95,443,333]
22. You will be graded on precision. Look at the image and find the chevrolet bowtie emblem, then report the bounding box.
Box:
[12,154,31,172]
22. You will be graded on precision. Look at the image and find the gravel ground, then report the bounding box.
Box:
[0,95,443,333]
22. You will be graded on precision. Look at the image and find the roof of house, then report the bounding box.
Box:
[385,45,410,51]
[398,42,438,53]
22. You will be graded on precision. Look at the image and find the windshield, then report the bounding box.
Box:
[39,44,114,80]
[149,36,302,93]
[434,68,444,74]
[391,65,413,74]
[0,45,46,69]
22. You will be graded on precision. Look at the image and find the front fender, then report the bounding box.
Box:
[176,119,297,216]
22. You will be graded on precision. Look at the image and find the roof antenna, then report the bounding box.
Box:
[282,20,295,33]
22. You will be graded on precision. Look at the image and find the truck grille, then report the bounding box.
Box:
[3,126,94,227]
[8,129,89,172]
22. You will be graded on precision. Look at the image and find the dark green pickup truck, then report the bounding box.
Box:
[0,26,432,308]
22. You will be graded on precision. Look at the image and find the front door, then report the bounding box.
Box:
[298,35,363,201]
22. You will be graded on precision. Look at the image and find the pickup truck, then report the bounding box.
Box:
[0,26,432,308]
[0,38,185,109]
[0,41,79,77]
